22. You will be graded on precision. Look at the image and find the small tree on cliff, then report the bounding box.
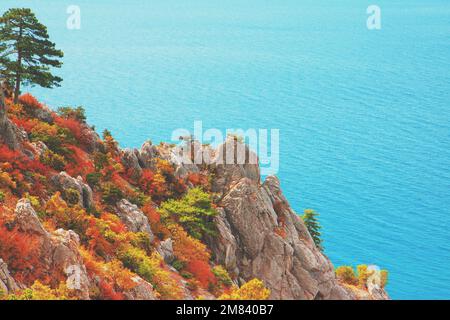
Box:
[0,8,63,103]
[302,209,323,251]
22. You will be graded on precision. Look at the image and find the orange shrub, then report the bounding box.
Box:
[81,248,136,300]
[0,221,41,284]
[187,173,210,189]
[65,145,95,177]
[169,224,210,264]
[11,117,40,133]
[142,203,169,240]
[19,93,43,110]
[185,259,216,289]
[54,117,85,144]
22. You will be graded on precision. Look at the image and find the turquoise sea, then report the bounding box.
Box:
[1,0,449,299]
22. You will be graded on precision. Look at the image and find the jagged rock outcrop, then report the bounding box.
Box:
[115,199,154,241]
[79,124,104,153]
[137,141,159,168]
[51,172,94,209]
[156,238,175,264]
[13,199,91,299]
[121,148,143,176]
[210,138,260,196]
[208,174,352,300]
[0,259,20,295]
[117,137,386,300]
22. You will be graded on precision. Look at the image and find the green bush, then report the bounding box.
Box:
[212,265,233,286]
[31,127,75,156]
[302,209,323,251]
[62,188,80,206]
[171,259,186,271]
[101,183,123,205]
[160,187,217,239]
[86,172,102,188]
[40,149,66,171]
[57,106,86,122]
[93,152,108,171]
[129,191,149,208]
[0,191,5,203]
[130,232,152,252]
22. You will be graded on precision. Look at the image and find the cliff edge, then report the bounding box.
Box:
[0,89,388,300]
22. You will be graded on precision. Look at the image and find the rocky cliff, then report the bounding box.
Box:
[0,90,388,300]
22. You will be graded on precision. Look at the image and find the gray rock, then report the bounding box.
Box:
[79,124,103,153]
[0,259,20,295]
[12,199,91,299]
[138,140,159,169]
[30,141,49,157]
[211,137,260,196]
[121,148,143,177]
[0,83,24,151]
[29,105,54,124]
[115,199,154,241]
[51,172,94,209]
[124,276,158,300]
[14,198,48,236]
[207,174,355,300]
[156,238,175,264]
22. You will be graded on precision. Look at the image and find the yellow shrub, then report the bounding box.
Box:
[380,270,388,288]
[218,279,270,300]
[335,266,358,285]
[6,281,72,300]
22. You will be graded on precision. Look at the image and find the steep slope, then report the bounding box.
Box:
[0,90,388,300]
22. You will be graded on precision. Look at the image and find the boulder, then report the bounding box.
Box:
[0,259,20,295]
[121,148,143,177]
[12,199,91,299]
[51,172,94,209]
[115,199,154,242]
[79,124,103,153]
[29,105,54,124]
[138,140,159,169]
[156,238,175,264]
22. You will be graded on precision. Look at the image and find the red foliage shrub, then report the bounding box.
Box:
[98,281,125,300]
[185,259,216,288]
[187,173,209,188]
[65,145,95,177]
[10,117,39,133]
[18,93,43,109]
[0,221,41,284]
[0,144,51,198]
[0,145,49,174]
[139,169,155,192]
[55,116,84,141]
[142,203,169,239]
[85,218,115,258]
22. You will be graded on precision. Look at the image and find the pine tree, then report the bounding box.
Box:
[302,209,323,251]
[0,8,63,103]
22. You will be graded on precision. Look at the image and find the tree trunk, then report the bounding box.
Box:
[0,81,6,113]
[13,74,20,104]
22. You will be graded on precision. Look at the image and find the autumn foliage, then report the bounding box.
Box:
[0,94,276,300]
[0,218,41,284]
